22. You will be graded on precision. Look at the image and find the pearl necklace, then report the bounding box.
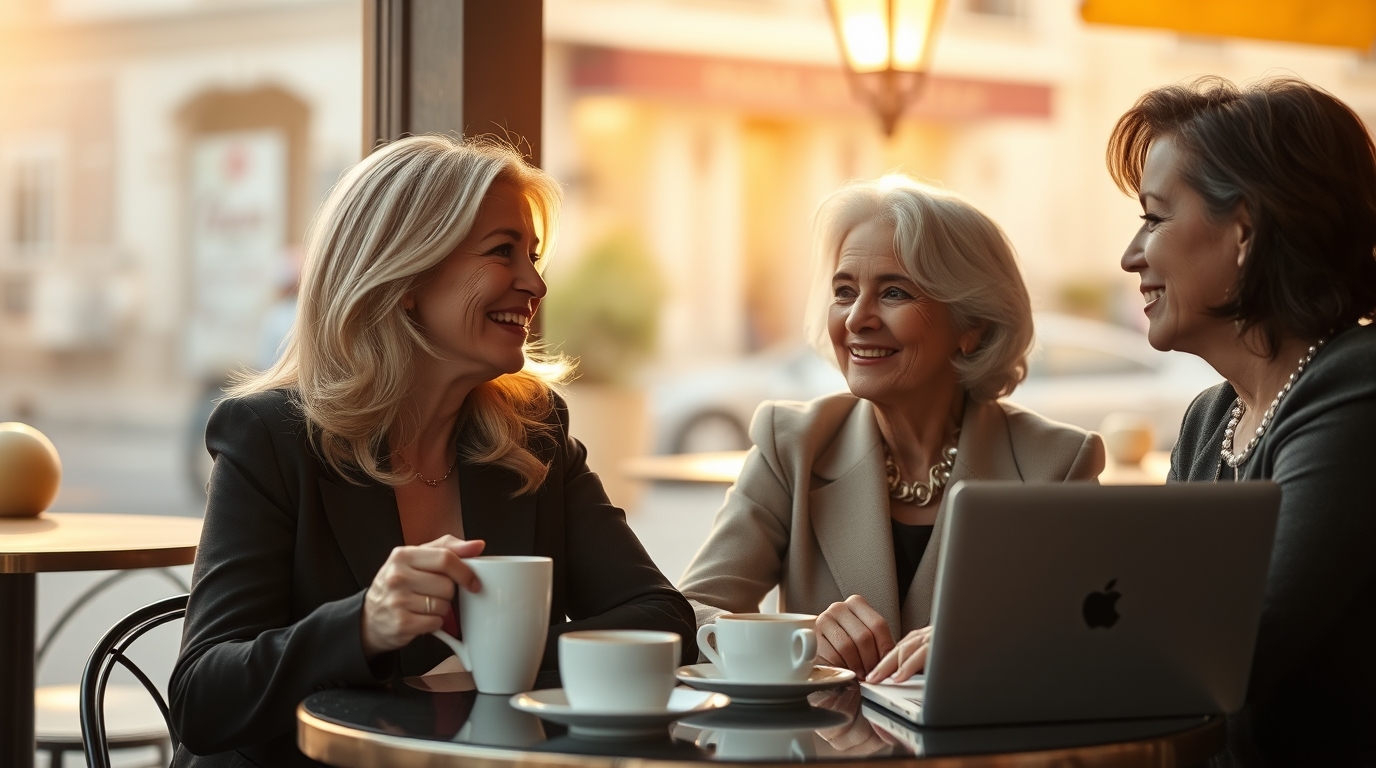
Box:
[884,433,959,506]
[1220,339,1324,470]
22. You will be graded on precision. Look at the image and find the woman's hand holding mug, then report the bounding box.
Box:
[816,594,895,676]
[361,535,485,658]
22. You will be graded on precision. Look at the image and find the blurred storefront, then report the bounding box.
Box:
[4,0,1376,437]
[0,0,361,426]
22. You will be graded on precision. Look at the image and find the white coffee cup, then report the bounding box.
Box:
[701,727,815,760]
[430,556,552,695]
[697,613,817,683]
[455,693,545,747]
[559,629,681,712]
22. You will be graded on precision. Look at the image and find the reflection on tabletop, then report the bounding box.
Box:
[623,451,1171,486]
[302,674,1211,762]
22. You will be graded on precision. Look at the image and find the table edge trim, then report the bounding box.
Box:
[296,702,1225,768]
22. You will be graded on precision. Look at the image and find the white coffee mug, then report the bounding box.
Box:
[455,693,545,747]
[559,629,681,712]
[697,613,817,683]
[430,556,552,695]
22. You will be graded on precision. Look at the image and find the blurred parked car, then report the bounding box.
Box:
[649,313,1221,454]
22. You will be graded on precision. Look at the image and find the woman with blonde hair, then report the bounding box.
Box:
[679,175,1104,684]
[169,135,695,767]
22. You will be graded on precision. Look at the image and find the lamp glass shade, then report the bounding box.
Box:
[829,0,944,74]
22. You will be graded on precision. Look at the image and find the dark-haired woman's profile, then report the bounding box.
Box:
[1109,77,1375,766]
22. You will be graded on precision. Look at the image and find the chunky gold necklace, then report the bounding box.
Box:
[884,432,960,506]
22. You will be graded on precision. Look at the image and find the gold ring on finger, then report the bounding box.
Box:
[425,596,433,614]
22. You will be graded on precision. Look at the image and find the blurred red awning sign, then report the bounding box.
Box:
[1081,0,1376,49]
[569,46,1052,121]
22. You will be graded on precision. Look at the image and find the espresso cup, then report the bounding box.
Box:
[697,613,817,683]
[430,556,552,695]
[559,630,681,712]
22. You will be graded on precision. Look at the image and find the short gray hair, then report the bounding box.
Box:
[803,175,1033,402]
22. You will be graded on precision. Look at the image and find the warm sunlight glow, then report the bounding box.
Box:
[893,0,939,71]
[832,0,891,73]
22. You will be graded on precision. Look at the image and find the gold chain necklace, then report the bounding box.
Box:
[884,432,960,506]
[411,456,457,487]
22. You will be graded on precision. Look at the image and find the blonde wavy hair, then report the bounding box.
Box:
[231,134,568,493]
[803,175,1033,402]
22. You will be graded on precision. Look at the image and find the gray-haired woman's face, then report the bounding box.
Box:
[827,218,978,407]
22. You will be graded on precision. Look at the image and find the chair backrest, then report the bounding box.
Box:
[80,594,188,768]
[37,567,190,668]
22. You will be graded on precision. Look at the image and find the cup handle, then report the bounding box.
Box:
[430,629,472,670]
[791,628,817,674]
[697,624,724,669]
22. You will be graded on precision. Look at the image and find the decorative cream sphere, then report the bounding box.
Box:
[0,422,62,517]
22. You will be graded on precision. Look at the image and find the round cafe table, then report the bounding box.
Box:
[297,674,1224,768]
[0,512,203,768]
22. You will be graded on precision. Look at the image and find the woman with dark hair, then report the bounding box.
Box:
[1110,77,1376,766]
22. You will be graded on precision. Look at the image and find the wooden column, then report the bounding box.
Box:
[363,0,543,166]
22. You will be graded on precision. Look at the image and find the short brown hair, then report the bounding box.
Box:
[1108,76,1376,354]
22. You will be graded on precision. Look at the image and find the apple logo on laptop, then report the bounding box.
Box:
[1082,579,1121,628]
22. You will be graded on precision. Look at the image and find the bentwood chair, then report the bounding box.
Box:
[79,594,188,768]
[36,569,189,767]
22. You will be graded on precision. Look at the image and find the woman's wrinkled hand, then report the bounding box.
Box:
[361,535,485,658]
[865,626,933,684]
[816,594,895,677]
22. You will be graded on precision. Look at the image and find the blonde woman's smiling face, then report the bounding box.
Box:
[404,180,547,380]
[827,218,976,406]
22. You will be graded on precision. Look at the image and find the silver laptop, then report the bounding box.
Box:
[862,480,1279,727]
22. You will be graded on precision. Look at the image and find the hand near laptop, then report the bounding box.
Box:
[865,626,932,684]
[817,594,896,676]
[361,535,486,658]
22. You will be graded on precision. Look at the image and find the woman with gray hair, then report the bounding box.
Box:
[679,175,1104,684]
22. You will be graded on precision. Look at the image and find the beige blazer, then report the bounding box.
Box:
[678,392,1105,640]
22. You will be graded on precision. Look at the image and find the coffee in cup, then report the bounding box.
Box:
[697,613,817,683]
[559,630,681,712]
[430,556,552,695]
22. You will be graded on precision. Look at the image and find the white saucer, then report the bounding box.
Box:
[508,688,730,739]
[675,664,856,704]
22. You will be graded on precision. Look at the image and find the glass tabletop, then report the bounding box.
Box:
[299,674,1218,763]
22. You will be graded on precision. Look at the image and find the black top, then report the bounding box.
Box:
[1169,323,1376,767]
[891,519,934,604]
[168,389,696,768]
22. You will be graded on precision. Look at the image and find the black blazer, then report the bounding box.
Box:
[1171,323,1376,768]
[169,389,696,767]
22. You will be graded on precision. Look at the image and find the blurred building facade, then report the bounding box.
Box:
[3,0,1376,426]
[0,0,361,425]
